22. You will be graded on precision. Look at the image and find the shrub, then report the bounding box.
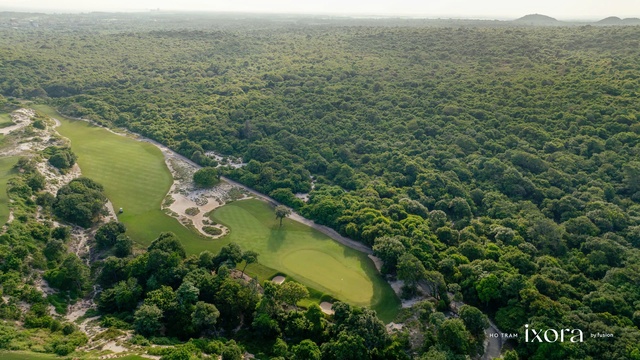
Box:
[193,167,220,187]
[185,207,200,216]
[202,226,222,236]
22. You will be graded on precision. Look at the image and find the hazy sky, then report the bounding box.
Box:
[2,0,639,20]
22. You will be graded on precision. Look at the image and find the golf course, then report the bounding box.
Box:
[33,105,400,320]
[211,199,399,319]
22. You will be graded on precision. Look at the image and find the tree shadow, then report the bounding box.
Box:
[267,225,286,252]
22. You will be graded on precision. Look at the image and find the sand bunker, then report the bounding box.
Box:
[160,151,249,238]
[271,276,286,284]
[320,302,334,315]
[168,190,228,238]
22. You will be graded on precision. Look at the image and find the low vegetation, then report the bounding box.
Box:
[0,158,91,355]
[202,225,222,236]
[43,146,76,171]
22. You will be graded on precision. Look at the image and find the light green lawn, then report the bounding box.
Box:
[0,156,18,225]
[34,105,214,253]
[0,351,60,360]
[212,199,400,321]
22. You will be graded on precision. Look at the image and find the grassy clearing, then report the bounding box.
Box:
[0,156,19,225]
[0,112,13,128]
[34,105,215,253]
[211,199,400,321]
[0,352,60,360]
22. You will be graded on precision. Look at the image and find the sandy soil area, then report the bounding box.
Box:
[161,154,247,238]
[271,276,286,284]
[0,108,34,135]
[368,254,384,273]
[320,302,335,315]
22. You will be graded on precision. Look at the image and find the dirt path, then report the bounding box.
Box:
[482,319,503,360]
[449,300,503,359]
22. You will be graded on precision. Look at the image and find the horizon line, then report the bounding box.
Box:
[1,7,637,22]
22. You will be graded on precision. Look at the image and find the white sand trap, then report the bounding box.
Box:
[168,192,227,237]
[320,302,334,315]
[272,276,286,284]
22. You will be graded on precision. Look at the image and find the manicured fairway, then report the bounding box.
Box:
[211,199,400,321]
[35,105,214,253]
[0,352,60,360]
[0,156,18,225]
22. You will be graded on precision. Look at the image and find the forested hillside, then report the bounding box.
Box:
[1,13,640,359]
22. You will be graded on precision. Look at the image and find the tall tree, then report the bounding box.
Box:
[240,250,258,277]
[275,205,292,227]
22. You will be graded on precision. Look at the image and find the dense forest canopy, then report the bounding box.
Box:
[1,12,640,359]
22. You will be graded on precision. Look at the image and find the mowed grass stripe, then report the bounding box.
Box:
[0,156,18,225]
[211,199,400,320]
[35,105,212,251]
[0,352,60,360]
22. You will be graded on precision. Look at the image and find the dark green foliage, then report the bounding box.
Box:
[373,236,406,274]
[51,226,71,241]
[221,340,243,360]
[53,177,107,227]
[26,172,45,191]
[148,232,187,259]
[45,146,77,170]
[95,220,127,248]
[437,318,471,355]
[44,254,90,299]
[292,339,321,360]
[134,304,164,337]
[44,238,66,262]
[114,234,133,257]
[193,167,220,188]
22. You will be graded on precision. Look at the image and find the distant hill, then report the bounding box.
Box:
[597,16,622,24]
[514,14,560,24]
[596,16,640,25]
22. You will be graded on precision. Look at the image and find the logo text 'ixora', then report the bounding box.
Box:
[524,324,584,343]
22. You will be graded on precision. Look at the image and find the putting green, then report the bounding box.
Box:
[211,199,400,320]
[282,249,373,304]
[0,156,19,225]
